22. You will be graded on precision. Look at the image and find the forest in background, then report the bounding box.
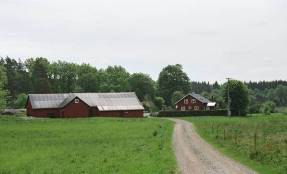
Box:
[0,57,287,114]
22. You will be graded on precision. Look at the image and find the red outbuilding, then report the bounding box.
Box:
[26,92,144,118]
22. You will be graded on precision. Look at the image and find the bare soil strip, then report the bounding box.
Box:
[168,118,257,174]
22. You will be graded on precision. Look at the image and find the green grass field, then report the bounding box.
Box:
[182,115,287,174]
[0,116,177,174]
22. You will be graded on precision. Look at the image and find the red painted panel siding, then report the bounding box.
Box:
[176,95,206,111]
[26,100,59,117]
[98,110,143,117]
[61,98,90,118]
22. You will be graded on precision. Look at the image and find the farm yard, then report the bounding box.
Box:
[0,116,176,174]
[182,115,287,174]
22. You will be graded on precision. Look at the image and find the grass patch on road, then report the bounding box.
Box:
[0,116,176,174]
[182,115,287,174]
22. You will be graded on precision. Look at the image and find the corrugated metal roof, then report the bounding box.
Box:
[190,93,211,104]
[28,92,144,111]
[174,92,213,104]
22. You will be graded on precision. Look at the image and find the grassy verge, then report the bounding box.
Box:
[181,115,287,174]
[0,116,176,174]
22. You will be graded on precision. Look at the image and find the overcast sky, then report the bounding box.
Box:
[0,0,286,82]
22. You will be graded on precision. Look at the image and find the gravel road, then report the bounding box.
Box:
[168,118,257,174]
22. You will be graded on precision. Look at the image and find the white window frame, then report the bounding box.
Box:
[184,99,189,104]
[75,99,79,103]
[192,99,196,103]
[194,106,199,111]
[181,106,185,111]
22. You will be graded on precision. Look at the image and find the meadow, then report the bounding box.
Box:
[0,116,176,174]
[182,115,287,174]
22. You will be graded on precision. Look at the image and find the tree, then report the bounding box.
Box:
[171,91,185,106]
[14,93,28,109]
[154,97,165,111]
[0,65,7,111]
[0,57,30,106]
[223,80,249,116]
[260,101,276,115]
[100,66,130,92]
[274,85,287,106]
[29,58,51,93]
[77,72,100,92]
[128,73,155,101]
[157,64,190,106]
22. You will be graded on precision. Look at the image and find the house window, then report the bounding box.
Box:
[188,106,192,110]
[75,99,79,103]
[181,106,185,111]
[176,105,178,109]
[184,99,189,104]
[192,99,196,103]
[194,106,199,110]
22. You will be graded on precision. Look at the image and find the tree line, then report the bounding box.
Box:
[0,57,286,115]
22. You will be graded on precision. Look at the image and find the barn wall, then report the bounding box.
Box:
[26,100,60,117]
[176,95,206,111]
[98,110,144,117]
[61,98,90,118]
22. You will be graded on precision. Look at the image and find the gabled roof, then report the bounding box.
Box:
[174,93,213,105]
[28,92,144,111]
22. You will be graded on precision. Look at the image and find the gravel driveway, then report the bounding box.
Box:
[168,118,257,174]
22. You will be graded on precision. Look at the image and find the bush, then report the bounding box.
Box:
[260,101,276,115]
[157,110,227,117]
[14,93,28,109]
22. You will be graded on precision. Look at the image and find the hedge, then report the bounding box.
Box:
[157,110,227,117]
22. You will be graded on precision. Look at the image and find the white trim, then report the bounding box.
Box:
[75,99,79,103]
[181,106,185,111]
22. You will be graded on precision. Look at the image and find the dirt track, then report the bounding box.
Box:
[169,118,257,174]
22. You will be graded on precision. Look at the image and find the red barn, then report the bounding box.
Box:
[175,93,216,111]
[26,92,144,118]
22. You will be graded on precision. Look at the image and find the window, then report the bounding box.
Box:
[176,105,178,109]
[181,106,185,111]
[188,106,192,110]
[75,99,79,103]
[192,99,196,103]
[194,106,199,110]
[184,99,189,104]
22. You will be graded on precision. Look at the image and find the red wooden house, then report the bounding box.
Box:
[26,92,144,118]
[175,93,216,111]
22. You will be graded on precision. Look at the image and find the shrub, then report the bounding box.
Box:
[157,110,227,117]
[260,101,276,115]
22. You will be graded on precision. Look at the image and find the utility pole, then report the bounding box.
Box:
[226,78,231,116]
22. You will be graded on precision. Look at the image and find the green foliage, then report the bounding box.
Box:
[102,66,130,92]
[1,57,30,106]
[183,115,287,174]
[0,117,176,174]
[0,65,7,111]
[260,101,276,115]
[158,110,227,117]
[128,73,155,101]
[274,85,287,106]
[223,80,249,116]
[29,58,51,93]
[14,93,28,109]
[158,64,190,106]
[171,91,185,106]
[153,97,165,111]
